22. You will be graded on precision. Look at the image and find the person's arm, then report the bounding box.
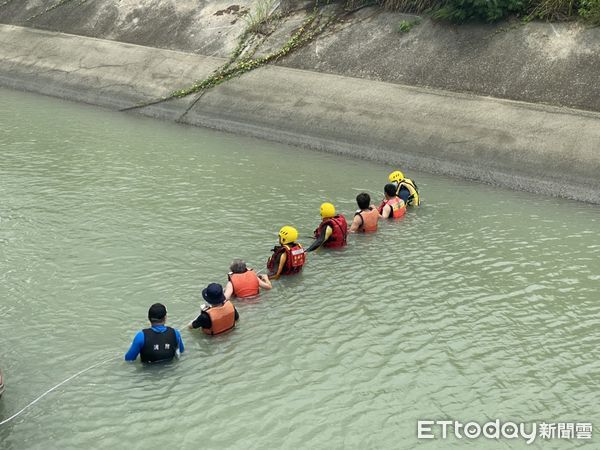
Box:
[124,331,144,361]
[270,252,287,280]
[257,274,272,290]
[306,225,333,252]
[372,205,382,220]
[224,281,234,300]
[349,214,363,233]
[189,311,211,330]
[381,204,392,219]
[174,329,185,354]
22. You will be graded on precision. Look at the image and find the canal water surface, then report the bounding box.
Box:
[0,88,599,449]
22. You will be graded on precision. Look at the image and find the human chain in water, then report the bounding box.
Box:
[122,169,421,362]
[0,168,420,426]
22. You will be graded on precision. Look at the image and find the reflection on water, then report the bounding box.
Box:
[0,88,599,449]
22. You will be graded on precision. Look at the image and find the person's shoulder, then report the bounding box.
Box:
[132,329,145,344]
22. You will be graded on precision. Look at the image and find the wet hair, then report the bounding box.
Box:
[356,192,371,210]
[148,303,167,324]
[230,259,247,274]
[384,183,397,197]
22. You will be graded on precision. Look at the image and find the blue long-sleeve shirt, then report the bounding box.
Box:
[125,325,185,361]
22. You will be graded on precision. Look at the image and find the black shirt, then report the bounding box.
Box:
[191,306,239,329]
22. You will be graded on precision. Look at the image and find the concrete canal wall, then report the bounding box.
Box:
[0,19,599,203]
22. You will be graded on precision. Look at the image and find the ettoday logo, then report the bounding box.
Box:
[417,420,593,444]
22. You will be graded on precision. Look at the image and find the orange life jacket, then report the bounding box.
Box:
[356,208,379,232]
[228,270,260,298]
[378,197,406,219]
[202,301,236,336]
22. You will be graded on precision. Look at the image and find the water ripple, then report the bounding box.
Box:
[1,88,599,449]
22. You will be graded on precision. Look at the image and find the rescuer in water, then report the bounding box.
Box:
[349,192,380,233]
[125,303,185,363]
[224,259,272,300]
[267,226,306,280]
[378,183,407,219]
[188,283,239,336]
[306,202,348,252]
[388,170,420,206]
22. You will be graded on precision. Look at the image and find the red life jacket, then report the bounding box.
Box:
[313,215,348,248]
[378,197,406,219]
[267,243,305,275]
[202,301,236,336]
[228,270,260,298]
[356,208,379,232]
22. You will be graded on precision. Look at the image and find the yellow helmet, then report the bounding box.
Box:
[278,226,298,245]
[320,202,336,219]
[388,170,405,183]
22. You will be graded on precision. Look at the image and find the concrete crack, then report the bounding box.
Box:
[74,62,138,72]
[447,136,487,145]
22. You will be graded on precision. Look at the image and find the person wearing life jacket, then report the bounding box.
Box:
[389,170,420,206]
[267,226,306,280]
[349,192,380,233]
[378,183,406,219]
[189,283,239,336]
[224,259,272,300]
[125,303,185,363]
[306,202,348,252]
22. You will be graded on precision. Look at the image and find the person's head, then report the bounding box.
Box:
[384,183,397,199]
[320,202,336,219]
[202,283,226,305]
[148,303,167,325]
[356,192,371,210]
[278,226,298,245]
[230,259,248,274]
[388,170,405,183]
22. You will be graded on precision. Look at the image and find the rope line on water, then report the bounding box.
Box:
[0,356,116,427]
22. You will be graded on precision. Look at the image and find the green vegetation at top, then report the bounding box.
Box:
[346,0,600,23]
[396,18,421,31]
[243,0,279,33]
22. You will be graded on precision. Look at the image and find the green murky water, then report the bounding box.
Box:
[0,88,599,449]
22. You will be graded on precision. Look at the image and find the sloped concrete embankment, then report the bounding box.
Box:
[1,24,599,203]
[1,1,599,113]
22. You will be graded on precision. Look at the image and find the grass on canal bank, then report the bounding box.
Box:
[347,0,600,23]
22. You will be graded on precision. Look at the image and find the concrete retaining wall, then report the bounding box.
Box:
[1,24,599,203]
[2,1,599,112]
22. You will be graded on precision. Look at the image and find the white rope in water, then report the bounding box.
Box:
[0,356,116,427]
